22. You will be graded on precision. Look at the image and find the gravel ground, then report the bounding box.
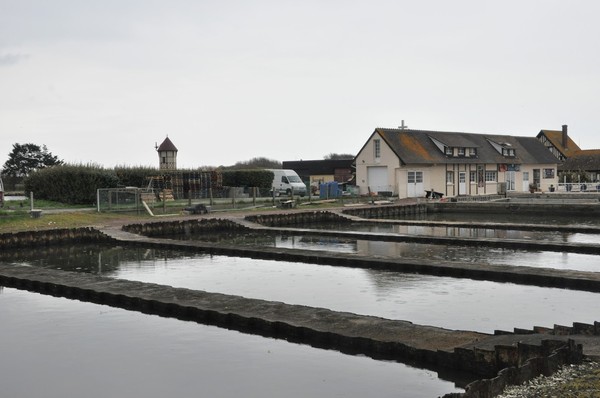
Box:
[497,360,600,398]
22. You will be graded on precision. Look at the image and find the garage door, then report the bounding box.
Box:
[367,166,389,194]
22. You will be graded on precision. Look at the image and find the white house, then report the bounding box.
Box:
[355,128,559,199]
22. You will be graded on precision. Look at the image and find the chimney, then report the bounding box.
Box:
[562,125,568,149]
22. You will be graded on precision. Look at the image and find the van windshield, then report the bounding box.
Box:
[287,175,302,183]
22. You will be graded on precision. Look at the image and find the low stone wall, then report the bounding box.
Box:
[0,227,113,249]
[245,210,349,227]
[495,321,600,337]
[432,201,600,216]
[443,340,582,398]
[341,203,427,219]
[122,218,248,237]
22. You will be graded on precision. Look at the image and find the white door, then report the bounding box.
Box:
[407,171,424,197]
[458,172,466,195]
[367,166,388,194]
[522,171,529,192]
[506,171,515,191]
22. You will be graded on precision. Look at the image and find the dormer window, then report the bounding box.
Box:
[502,148,515,157]
[458,147,465,156]
[487,139,516,158]
[445,146,453,156]
[469,148,477,157]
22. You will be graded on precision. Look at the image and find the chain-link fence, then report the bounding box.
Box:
[97,186,298,214]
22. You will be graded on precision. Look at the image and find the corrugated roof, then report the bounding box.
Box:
[375,128,558,165]
[157,137,178,152]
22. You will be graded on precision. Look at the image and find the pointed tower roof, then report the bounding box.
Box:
[157,136,178,152]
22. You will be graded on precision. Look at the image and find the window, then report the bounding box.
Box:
[543,168,555,179]
[374,139,381,158]
[470,171,477,183]
[408,171,423,184]
[446,171,454,184]
[458,147,465,156]
[502,148,515,157]
[469,148,477,157]
[485,171,497,182]
[445,146,453,156]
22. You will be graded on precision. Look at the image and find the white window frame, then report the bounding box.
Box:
[485,171,497,182]
[374,139,381,159]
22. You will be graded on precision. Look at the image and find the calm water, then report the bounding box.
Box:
[5,245,599,334]
[169,232,600,272]
[0,287,462,398]
[285,221,600,243]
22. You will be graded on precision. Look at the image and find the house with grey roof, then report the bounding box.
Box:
[355,128,559,199]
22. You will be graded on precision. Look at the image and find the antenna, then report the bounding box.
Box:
[398,120,408,130]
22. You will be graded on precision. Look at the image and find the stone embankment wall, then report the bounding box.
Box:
[432,201,600,216]
[245,210,350,226]
[0,227,113,249]
[122,218,248,236]
[495,321,600,337]
[444,339,582,398]
[341,203,427,219]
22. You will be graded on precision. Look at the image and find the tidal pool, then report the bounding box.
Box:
[0,287,462,398]
[282,221,600,244]
[5,245,599,334]
[168,231,600,272]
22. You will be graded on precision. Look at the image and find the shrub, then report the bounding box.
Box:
[24,164,119,205]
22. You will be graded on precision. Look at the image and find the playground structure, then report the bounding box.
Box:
[97,170,270,213]
[146,170,223,200]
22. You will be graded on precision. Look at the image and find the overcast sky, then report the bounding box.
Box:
[1,0,599,169]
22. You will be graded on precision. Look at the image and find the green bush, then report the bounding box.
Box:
[24,164,119,205]
[221,169,274,188]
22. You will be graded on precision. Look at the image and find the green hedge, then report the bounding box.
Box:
[24,165,119,205]
[23,166,274,204]
[221,169,274,188]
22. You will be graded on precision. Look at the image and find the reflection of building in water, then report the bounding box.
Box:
[275,236,358,254]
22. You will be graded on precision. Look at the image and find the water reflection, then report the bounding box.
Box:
[277,221,600,243]
[0,287,462,398]
[168,230,600,272]
[3,245,598,334]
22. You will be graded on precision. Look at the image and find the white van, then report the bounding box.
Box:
[268,169,307,197]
